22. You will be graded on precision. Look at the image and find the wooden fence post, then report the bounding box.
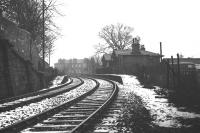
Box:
[160,42,162,62]
[166,59,170,89]
[177,53,180,89]
[171,56,175,89]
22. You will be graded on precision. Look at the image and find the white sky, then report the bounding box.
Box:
[51,0,200,66]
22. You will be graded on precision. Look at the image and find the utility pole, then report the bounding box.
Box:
[42,0,45,71]
[49,45,50,66]
[177,53,180,89]
[160,42,163,62]
[171,56,175,89]
[166,59,170,89]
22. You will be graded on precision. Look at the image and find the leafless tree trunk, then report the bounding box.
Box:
[0,0,62,56]
[96,23,133,54]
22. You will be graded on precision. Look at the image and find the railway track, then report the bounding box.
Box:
[0,78,118,133]
[88,90,126,133]
[21,78,118,133]
[0,76,71,104]
[0,77,83,112]
[0,78,96,132]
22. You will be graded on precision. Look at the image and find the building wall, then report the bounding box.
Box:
[122,55,159,65]
[54,59,93,75]
[118,55,160,73]
[65,62,88,75]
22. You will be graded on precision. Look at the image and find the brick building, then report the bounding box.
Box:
[54,58,94,75]
[164,57,200,73]
[102,38,161,73]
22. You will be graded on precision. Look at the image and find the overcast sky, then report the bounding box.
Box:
[51,0,200,66]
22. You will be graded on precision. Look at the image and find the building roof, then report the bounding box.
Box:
[165,58,200,65]
[169,61,195,65]
[114,49,160,56]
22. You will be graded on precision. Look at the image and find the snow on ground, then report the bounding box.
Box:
[119,75,200,128]
[0,78,96,129]
[49,76,65,88]
[0,78,77,108]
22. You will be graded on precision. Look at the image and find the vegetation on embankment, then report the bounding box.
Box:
[117,92,152,132]
[117,91,200,133]
[136,71,200,114]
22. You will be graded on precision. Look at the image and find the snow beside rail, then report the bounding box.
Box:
[0,78,96,129]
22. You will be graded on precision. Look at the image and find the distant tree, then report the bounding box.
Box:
[90,57,96,73]
[92,54,102,67]
[57,58,66,74]
[95,23,134,54]
[179,53,184,58]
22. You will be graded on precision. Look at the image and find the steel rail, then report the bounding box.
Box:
[0,76,72,104]
[20,78,118,133]
[71,79,118,133]
[0,77,83,112]
[0,78,99,133]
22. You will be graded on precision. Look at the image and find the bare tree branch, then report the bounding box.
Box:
[96,23,133,54]
[1,0,62,56]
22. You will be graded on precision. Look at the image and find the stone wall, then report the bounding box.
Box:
[0,39,43,99]
[0,16,57,99]
[0,16,40,70]
[0,43,10,97]
[0,16,46,99]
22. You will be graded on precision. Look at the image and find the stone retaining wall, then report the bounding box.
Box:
[0,39,43,99]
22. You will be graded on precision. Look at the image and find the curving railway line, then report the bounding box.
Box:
[0,77,118,133]
[0,77,84,129]
[0,76,72,104]
[0,77,83,112]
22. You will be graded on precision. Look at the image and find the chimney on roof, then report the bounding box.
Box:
[140,45,145,51]
[132,37,140,54]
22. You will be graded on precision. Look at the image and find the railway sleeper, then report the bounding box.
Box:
[52,115,87,120]
[30,124,77,131]
[42,119,83,125]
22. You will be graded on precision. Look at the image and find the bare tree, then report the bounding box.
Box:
[0,0,8,13]
[96,23,133,54]
[0,0,62,56]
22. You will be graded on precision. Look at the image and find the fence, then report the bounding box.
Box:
[163,54,198,91]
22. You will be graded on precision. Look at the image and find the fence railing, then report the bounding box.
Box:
[163,54,197,90]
